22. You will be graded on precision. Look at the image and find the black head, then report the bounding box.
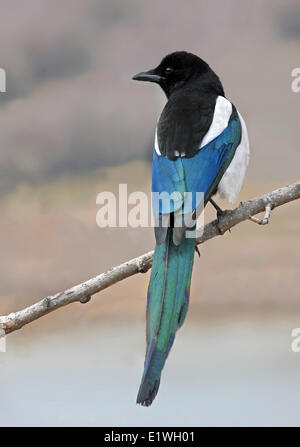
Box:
[132,51,212,97]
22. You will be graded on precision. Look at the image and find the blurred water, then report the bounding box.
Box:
[1,317,300,426]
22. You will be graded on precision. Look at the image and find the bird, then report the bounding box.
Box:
[132,51,250,406]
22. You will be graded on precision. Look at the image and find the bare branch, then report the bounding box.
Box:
[0,181,299,335]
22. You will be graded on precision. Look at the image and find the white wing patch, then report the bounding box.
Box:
[217,111,250,204]
[200,96,232,148]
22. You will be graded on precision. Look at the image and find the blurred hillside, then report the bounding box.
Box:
[0,0,299,195]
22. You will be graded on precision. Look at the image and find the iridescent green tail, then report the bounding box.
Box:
[136,228,195,406]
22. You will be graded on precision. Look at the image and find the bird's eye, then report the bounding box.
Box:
[165,67,173,75]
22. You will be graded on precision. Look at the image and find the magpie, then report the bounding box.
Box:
[132,51,250,406]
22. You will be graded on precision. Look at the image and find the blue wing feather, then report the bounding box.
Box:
[152,114,242,215]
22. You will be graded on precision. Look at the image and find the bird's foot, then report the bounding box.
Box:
[210,198,231,235]
[209,198,224,216]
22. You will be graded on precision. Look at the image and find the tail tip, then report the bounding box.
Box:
[136,378,160,407]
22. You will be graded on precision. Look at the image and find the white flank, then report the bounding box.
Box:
[217,111,250,204]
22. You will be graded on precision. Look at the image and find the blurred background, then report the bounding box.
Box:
[0,0,300,426]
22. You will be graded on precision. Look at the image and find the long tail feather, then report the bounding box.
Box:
[136,228,195,406]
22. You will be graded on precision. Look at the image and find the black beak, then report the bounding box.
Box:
[132,69,163,83]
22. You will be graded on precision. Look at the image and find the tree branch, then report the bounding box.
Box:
[0,181,299,335]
